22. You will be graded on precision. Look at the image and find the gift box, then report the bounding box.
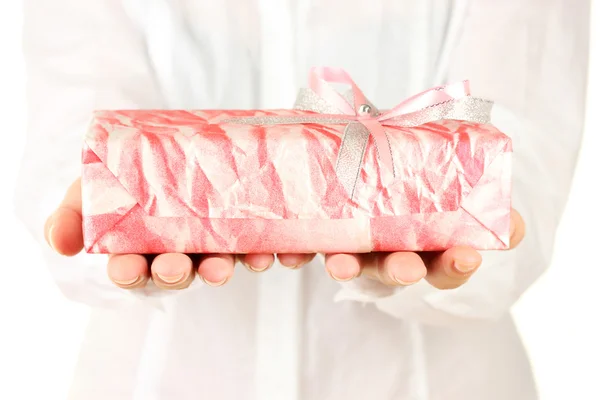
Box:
[81,67,512,254]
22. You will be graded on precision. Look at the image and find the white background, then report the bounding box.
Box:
[0,2,599,400]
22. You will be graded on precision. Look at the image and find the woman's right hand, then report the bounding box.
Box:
[44,178,315,290]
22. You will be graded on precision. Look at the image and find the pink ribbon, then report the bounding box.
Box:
[307,67,472,176]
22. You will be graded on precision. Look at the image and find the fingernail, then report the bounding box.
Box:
[386,257,427,286]
[156,272,186,284]
[282,255,311,270]
[113,276,141,286]
[391,276,419,286]
[247,261,272,273]
[453,261,478,273]
[202,276,229,287]
[327,269,357,282]
[48,224,56,250]
[389,267,425,285]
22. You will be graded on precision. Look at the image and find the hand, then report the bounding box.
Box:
[322,209,526,289]
[45,178,315,290]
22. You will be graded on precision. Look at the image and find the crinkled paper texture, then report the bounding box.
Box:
[82,109,512,254]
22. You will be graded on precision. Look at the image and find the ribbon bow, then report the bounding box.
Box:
[223,67,493,199]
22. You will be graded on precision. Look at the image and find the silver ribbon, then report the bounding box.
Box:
[335,122,372,198]
[220,89,494,199]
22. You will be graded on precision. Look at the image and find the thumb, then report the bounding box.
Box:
[44,178,84,256]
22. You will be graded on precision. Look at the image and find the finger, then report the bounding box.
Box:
[324,253,361,281]
[359,252,427,286]
[510,208,526,249]
[424,246,482,290]
[45,178,83,256]
[277,253,316,269]
[150,253,194,290]
[107,254,150,289]
[239,253,275,272]
[197,254,235,286]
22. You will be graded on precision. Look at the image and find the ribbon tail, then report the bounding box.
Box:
[336,122,371,198]
[359,119,395,178]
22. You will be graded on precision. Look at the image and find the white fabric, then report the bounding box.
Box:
[15,0,590,399]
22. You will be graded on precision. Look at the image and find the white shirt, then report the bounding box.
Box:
[16,0,590,399]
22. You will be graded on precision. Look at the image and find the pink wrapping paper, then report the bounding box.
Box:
[82,68,512,254]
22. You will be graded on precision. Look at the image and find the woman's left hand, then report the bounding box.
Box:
[278,208,525,289]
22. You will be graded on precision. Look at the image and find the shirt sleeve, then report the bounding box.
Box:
[334,0,591,326]
[14,0,200,308]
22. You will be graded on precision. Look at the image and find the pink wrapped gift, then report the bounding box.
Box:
[82,67,512,254]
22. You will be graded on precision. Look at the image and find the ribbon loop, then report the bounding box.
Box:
[378,80,471,121]
[308,67,369,115]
